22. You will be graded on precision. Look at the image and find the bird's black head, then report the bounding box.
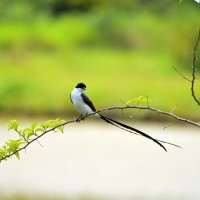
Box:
[76,83,86,90]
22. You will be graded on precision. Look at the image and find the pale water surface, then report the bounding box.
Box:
[0,120,200,199]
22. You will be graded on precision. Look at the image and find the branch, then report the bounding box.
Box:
[94,106,200,127]
[1,105,199,163]
[174,29,200,105]
[191,28,200,105]
[173,66,191,82]
[0,119,76,162]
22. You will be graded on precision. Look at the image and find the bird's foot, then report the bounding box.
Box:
[76,114,87,122]
[76,114,84,123]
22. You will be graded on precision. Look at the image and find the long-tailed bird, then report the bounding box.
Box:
[70,82,181,152]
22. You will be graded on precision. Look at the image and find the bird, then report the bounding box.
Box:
[70,82,181,152]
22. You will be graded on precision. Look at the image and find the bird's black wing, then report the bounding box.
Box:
[81,93,96,112]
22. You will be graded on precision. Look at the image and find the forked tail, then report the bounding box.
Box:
[99,114,181,152]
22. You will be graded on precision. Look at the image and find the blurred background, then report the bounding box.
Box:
[0,0,200,200]
[0,0,200,120]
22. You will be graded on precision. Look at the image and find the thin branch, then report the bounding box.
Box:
[173,66,191,82]
[170,105,177,114]
[120,99,129,107]
[1,104,200,162]
[130,109,141,118]
[121,109,125,117]
[145,95,151,108]
[36,139,43,147]
[191,28,200,105]
[173,29,200,105]
[94,106,200,127]
[162,120,179,130]
[0,119,77,162]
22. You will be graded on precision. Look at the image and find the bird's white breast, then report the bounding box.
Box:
[71,88,94,115]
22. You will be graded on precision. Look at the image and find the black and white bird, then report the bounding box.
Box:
[70,82,181,152]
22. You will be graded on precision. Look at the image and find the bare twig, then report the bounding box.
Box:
[121,109,125,117]
[162,120,179,130]
[170,105,177,114]
[174,29,200,105]
[130,109,141,118]
[1,104,200,162]
[145,95,151,108]
[36,139,43,147]
[173,66,191,82]
[191,28,200,105]
[120,99,129,107]
[94,106,200,127]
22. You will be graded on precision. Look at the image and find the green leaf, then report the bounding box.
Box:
[126,99,134,105]
[16,141,27,146]
[35,128,44,133]
[126,96,152,106]
[40,120,54,129]
[40,118,66,131]
[0,148,7,159]
[0,148,7,161]
[22,128,31,140]
[5,140,26,153]
[15,152,20,160]
[8,120,21,131]
[26,132,36,140]
[31,122,37,131]
[22,126,38,140]
[22,128,31,135]
[57,125,64,133]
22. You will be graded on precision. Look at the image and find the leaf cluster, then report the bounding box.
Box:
[126,96,152,106]
[0,118,66,162]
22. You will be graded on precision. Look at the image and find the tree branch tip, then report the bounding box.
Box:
[120,99,129,107]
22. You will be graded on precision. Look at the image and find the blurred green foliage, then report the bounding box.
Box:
[0,0,199,120]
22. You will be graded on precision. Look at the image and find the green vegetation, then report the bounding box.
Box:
[0,119,66,161]
[0,1,199,121]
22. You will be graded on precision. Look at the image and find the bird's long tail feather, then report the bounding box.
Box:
[99,114,181,152]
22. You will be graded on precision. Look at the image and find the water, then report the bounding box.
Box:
[0,119,200,199]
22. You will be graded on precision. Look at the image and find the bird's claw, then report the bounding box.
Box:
[76,115,85,123]
[76,118,81,123]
